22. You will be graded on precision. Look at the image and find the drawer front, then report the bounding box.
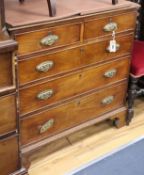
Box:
[19,57,130,115]
[0,136,19,175]
[0,52,13,89]
[15,23,81,56]
[18,34,133,85]
[84,12,136,40]
[0,95,16,136]
[21,82,127,145]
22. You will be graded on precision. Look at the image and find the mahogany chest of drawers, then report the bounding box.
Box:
[0,0,139,174]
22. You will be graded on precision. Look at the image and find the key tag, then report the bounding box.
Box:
[109,31,117,53]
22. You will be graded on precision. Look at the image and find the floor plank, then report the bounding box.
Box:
[29,98,144,175]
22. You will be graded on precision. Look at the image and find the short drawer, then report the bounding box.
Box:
[18,34,133,85]
[0,94,16,136]
[21,82,127,145]
[15,23,81,56]
[0,52,14,90]
[84,11,136,40]
[19,57,130,116]
[0,136,19,175]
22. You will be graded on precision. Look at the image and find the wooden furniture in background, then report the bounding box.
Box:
[128,40,144,123]
[18,0,118,17]
[0,0,138,174]
[19,0,56,17]
[0,0,5,29]
[0,32,28,175]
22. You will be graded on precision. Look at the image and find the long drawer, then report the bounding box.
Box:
[0,136,19,175]
[19,57,130,116]
[84,11,136,40]
[18,34,133,85]
[0,94,16,136]
[21,82,127,146]
[15,23,81,56]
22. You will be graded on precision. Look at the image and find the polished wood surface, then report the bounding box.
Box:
[0,52,13,88]
[0,30,20,175]
[0,136,19,175]
[0,32,17,95]
[21,82,127,146]
[19,57,129,116]
[0,0,5,29]
[84,11,137,40]
[18,33,133,85]
[0,1,139,175]
[15,23,81,56]
[0,94,16,136]
[28,99,144,175]
[19,0,56,17]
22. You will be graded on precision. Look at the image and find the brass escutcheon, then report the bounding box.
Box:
[104,69,117,78]
[40,34,59,46]
[103,22,118,32]
[36,61,54,72]
[102,96,114,105]
[39,119,54,134]
[37,89,54,100]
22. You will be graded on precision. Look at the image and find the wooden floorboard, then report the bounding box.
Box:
[29,98,144,175]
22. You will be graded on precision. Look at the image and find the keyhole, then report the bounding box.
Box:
[77,100,81,105]
[80,48,85,54]
[79,74,82,79]
[109,18,112,23]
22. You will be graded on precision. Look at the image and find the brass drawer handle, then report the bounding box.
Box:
[39,119,54,134]
[37,89,54,100]
[40,34,59,46]
[106,43,120,53]
[36,61,54,72]
[104,69,117,78]
[103,22,118,32]
[102,96,114,105]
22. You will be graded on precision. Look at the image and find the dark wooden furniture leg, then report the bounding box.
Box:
[112,0,118,5]
[19,0,56,17]
[0,0,5,29]
[127,75,138,125]
[47,0,56,17]
[19,0,25,3]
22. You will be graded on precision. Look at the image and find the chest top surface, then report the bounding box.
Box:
[5,0,139,28]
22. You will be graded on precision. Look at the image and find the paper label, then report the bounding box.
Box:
[109,39,116,52]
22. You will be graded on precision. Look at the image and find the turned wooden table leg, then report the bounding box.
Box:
[0,0,5,29]
[19,0,25,3]
[18,0,56,17]
[112,0,118,5]
[47,0,56,17]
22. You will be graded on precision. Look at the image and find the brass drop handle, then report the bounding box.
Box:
[104,69,117,78]
[102,96,114,105]
[37,89,54,100]
[103,22,118,32]
[40,33,59,46]
[36,61,54,72]
[106,43,120,53]
[39,119,54,134]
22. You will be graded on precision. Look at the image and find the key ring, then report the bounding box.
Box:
[112,31,116,40]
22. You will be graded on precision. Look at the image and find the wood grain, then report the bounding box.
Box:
[18,34,133,85]
[0,94,16,136]
[0,136,19,175]
[15,23,81,56]
[19,57,129,116]
[0,52,13,89]
[29,98,144,175]
[84,11,137,40]
[21,82,127,146]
